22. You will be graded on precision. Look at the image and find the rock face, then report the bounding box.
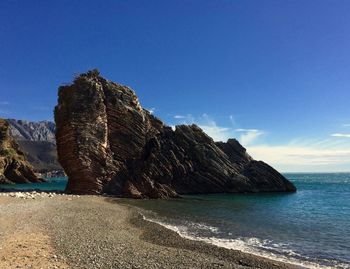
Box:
[0,119,43,184]
[8,119,56,143]
[55,70,296,198]
[7,119,62,173]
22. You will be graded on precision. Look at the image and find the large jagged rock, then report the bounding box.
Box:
[0,119,43,184]
[55,70,296,198]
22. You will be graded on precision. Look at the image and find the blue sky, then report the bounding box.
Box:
[1,0,350,172]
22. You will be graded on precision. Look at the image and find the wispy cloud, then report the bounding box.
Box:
[170,113,350,171]
[146,107,156,114]
[172,113,234,141]
[0,110,10,115]
[194,114,234,142]
[199,124,232,142]
[247,139,350,172]
[235,128,265,146]
[235,128,259,132]
[174,115,187,119]
[0,101,10,114]
[342,124,350,127]
[229,115,236,126]
[173,114,194,122]
[331,133,350,138]
[171,113,264,144]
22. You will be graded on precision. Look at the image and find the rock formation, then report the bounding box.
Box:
[55,70,296,198]
[0,119,43,184]
[7,119,62,173]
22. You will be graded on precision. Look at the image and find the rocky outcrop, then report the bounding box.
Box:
[55,70,296,198]
[7,119,62,172]
[0,119,44,184]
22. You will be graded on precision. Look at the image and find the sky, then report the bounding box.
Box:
[1,0,350,172]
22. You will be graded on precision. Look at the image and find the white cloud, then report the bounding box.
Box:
[170,113,350,172]
[229,115,236,126]
[199,125,232,142]
[241,131,265,146]
[247,138,350,172]
[249,145,350,172]
[235,128,259,132]
[147,107,156,114]
[174,115,187,119]
[196,114,234,142]
[172,113,234,141]
[331,133,350,138]
[0,101,9,105]
[171,113,264,143]
[235,128,265,146]
[173,114,195,123]
[342,124,350,127]
[0,110,10,115]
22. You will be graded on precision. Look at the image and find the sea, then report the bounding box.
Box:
[126,173,350,269]
[1,173,349,268]
[0,176,67,192]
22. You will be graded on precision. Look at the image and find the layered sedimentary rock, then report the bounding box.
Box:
[0,119,43,184]
[55,70,296,198]
[7,119,62,173]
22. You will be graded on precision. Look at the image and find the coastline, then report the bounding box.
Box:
[126,205,303,269]
[0,193,304,269]
[132,207,332,269]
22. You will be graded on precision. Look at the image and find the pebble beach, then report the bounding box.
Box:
[0,193,301,269]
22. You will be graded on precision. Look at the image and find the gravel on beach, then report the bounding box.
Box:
[0,194,302,269]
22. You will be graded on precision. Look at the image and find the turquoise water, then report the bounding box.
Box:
[0,177,67,191]
[126,173,350,269]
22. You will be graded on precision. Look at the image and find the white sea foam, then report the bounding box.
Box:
[141,213,350,269]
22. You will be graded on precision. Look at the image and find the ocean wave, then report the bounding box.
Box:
[141,213,350,269]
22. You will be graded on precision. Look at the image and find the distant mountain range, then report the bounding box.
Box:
[7,119,56,143]
[7,119,61,172]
